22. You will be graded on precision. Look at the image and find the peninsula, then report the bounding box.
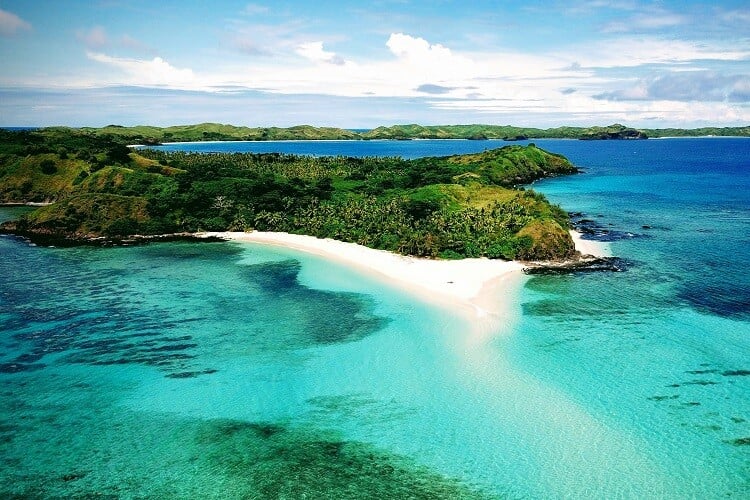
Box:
[0,127,582,262]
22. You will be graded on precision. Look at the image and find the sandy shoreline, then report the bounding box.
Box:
[201,230,608,337]
[570,230,611,257]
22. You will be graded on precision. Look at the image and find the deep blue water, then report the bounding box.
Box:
[2,138,749,497]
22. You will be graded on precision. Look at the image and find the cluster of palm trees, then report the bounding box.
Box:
[230,194,538,260]
[134,148,571,260]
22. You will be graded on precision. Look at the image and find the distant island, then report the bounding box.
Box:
[57,122,750,144]
[0,127,581,261]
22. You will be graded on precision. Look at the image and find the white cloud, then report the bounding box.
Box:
[77,26,108,49]
[296,41,345,65]
[86,52,195,87]
[562,37,750,68]
[139,31,747,125]
[8,29,748,126]
[595,72,750,102]
[386,33,453,60]
[428,94,750,125]
[0,8,31,36]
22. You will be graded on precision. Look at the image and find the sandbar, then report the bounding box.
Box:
[202,231,524,325]
[201,231,606,337]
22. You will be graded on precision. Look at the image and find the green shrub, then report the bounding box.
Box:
[40,159,57,175]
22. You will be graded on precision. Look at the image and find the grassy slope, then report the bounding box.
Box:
[0,153,89,203]
[445,144,576,184]
[15,193,150,238]
[408,184,519,212]
[0,151,171,203]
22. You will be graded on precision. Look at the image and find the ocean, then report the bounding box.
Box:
[1,138,748,498]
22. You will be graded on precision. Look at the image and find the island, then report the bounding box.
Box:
[17,123,749,146]
[0,127,589,263]
[361,123,650,140]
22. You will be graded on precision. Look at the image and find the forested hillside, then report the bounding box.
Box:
[0,128,579,260]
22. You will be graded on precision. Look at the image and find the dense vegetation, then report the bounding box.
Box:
[0,128,580,260]
[52,123,750,143]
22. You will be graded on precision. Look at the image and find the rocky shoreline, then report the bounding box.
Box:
[523,255,630,275]
[0,225,225,247]
[569,212,648,242]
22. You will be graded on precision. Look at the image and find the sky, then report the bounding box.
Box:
[0,0,748,128]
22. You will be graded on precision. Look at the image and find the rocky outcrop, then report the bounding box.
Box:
[523,255,630,275]
[0,222,224,247]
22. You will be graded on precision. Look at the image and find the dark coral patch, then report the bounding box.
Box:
[727,437,750,446]
[682,380,718,386]
[194,419,490,499]
[647,395,679,402]
[165,368,218,379]
[0,362,46,374]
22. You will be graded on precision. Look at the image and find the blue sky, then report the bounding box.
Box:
[1,0,748,127]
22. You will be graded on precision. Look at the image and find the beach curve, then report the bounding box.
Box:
[203,231,519,319]
[200,231,608,338]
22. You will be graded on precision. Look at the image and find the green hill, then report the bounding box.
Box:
[17,122,748,146]
[79,123,361,143]
[0,128,579,261]
[361,123,650,140]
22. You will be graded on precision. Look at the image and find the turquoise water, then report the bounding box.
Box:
[2,138,749,497]
[511,138,750,497]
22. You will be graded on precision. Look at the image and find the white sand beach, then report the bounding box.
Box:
[201,231,608,336]
[202,231,524,322]
[570,230,611,257]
